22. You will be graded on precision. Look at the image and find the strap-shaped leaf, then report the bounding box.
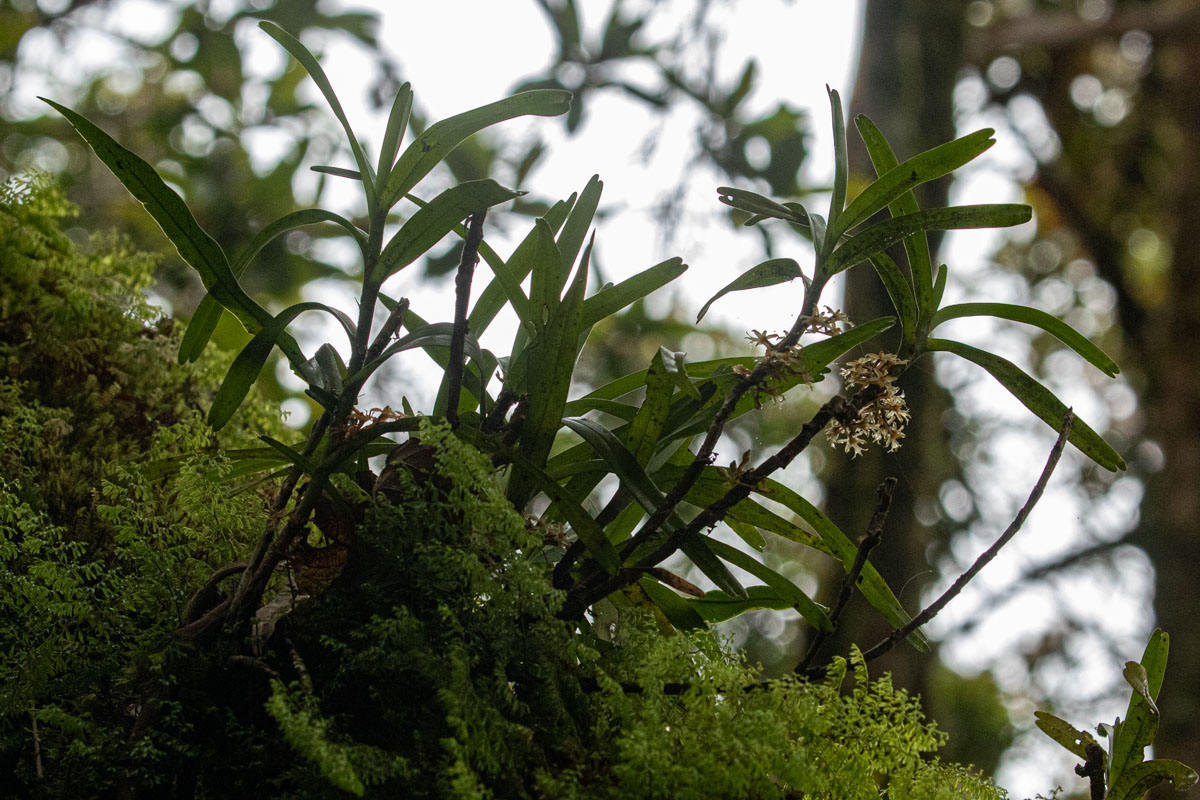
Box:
[179,208,366,363]
[626,349,673,464]
[209,302,356,430]
[660,348,701,401]
[556,174,603,288]
[670,465,822,550]
[639,576,707,630]
[716,187,808,225]
[760,477,930,652]
[562,416,746,599]
[687,585,793,623]
[379,89,572,210]
[581,257,687,328]
[259,21,376,207]
[868,252,918,352]
[932,302,1119,377]
[375,82,413,184]
[854,115,930,312]
[927,338,1125,471]
[505,237,589,505]
[468,197,573,336]
[310,165,363,180]
[826,86,848,241]
[377,179,524,281]
[1034,711,1093,760]
[696,258,804,323]
[833,126,996,242]
[41,99,281,344]
[826,204,1032,275]
[704,536,832,631]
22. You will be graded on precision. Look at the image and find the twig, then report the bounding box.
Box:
[447,211,487,428]
[860,410,1075,664]
[798,477,896,674]
[365,295,410,364]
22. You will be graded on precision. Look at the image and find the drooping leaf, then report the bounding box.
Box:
[259,21,376,207]
[41,99,297,357]
[825,204,1031,275]
[377,179,524,281]
[688,585,794,623]
[1109,760,1198,800]
[179,208,366,363]
[379,89,572,210]
[927,338,1125,471]
[932,302,1119,377]
[696,258,804,322]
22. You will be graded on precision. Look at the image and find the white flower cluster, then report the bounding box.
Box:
[827,352,910,456]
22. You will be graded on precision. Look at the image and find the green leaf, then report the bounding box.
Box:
[703,537,832,631]
[687,585,794,623]
[405,190,533,325]
[1110,760,1198,800]
[375,82,413,184]
[41,99,292,352]
[927,338,1125,471]
[725,517,765,551]
[826,86,848,241]
[760,478,930,652]
[696,258,804,322]
[556,174,603,286]
[932,302,1119,377]
[380,89,572,210]
[209,302,355,430]
[626,350,673,464]
[562,416,745,599]
[1033,711,1092,760]
[716,187,807,225]
[868,252,917,352]
[377,179,524,281]
[825,204,1032,275]
[468,198,573,336]
[1109,629,1170,792]
[310,165,363,181]
[179,208,366,364]
[638,576,707,630]
[833,126,996,241]
[581,257,687,328]
[506,236,589,506]
[259,21,376,207]
[853,115,932,310]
